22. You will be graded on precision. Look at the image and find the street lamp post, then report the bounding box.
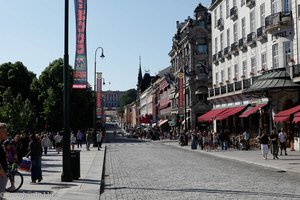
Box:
[61,0,72,182]
[93,47,105,146]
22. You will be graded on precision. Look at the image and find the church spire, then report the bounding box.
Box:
[137,56,143,88]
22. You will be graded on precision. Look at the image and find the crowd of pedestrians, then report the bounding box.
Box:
[0,124,106,199]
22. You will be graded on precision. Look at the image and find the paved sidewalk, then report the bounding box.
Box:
[165,141,300,174]
[4,145,105,200]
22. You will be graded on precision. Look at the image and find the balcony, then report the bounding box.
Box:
[221,85,227,94]
[224,46,231,58]
[292,64,300,83]
[231,42,239,55]
[247,32,256,47]
[246,0,255,8]
[218,50,224,62]
[238,37,247,52]
[230,6,238,21]
[217,18,224,30]
[256,26,267,42]
[213,54,219,64]
[265,11,292,33]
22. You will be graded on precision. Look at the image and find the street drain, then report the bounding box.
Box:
[277,170,286,173]
[51,185,72,189]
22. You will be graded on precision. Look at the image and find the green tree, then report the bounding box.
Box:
[118,89,137,115]
[0,87,35,134]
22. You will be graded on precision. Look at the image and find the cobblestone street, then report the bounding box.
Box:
[100,133,300,200]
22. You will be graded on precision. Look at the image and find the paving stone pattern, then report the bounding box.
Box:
[100,136,300,200]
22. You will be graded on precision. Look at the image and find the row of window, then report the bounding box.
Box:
[214,41,291,85]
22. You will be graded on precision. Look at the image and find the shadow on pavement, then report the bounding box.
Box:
[73,178,100,185]
[17,189,54,193]
[103,186,300,199]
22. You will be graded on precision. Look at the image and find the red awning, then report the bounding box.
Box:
[274,116,290,123]
[293,112,300,123]
[216,106,247,121]
[274,104,300,123]
[198,108,229,122]
[239,103,268,118]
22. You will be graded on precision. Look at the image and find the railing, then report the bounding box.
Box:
[246,0,255,8]
[230,6,238,20]
[265,11,292,32]
[238,37,247,51]
[231,42,239,55]
[247,32,256,46]
[213,54,218,64]
[218,50,224,61]
[256,26,267,41]
[224,46,231,58]
[217,18,224,30]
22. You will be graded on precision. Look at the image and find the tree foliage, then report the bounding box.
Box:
[118,89,137,115]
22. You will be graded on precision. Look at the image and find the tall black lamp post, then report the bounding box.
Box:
[61,0,72,182]
[93,47,105,146]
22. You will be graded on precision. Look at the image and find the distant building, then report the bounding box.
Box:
[102,90,126,110]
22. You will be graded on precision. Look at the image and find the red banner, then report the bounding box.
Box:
[96,74,102,117]
[73,0,88,89]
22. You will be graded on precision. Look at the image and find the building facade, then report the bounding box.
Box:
[102,90,125,109]
[207,0,300,136]
[169,3,212,131]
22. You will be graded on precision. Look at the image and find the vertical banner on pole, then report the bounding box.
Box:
[177,70,184,115]
[96,72,102,118]
[73,0,88,89]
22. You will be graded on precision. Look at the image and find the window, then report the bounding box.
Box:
[215,37,218,54]
[220,3,223,19]
[227,28,230,47]
[226,0,230,18]
[260,3,265,27]
[234,23,238,42]
[261,52,267,69]
[227,67,232,80]
[214,10,217,27]
[250,10,255,33]
[221,70,225,83]
[242,60,247,76]
[283,0,291,12]
[283,41,291,67]
[234,64,239,78]
[215,72,219,84]
[220,33,224,50]
[233,0,237,7]
[197,44,208,54]
[271,0,277,14]
[251,57,256,74]
[272,44,279,69]
[241,0,245,6]
[242,17,246,38]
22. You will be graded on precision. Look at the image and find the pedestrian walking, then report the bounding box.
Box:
[26,134,43,184]
[54,132,63,154]
[86,130,93,151]
[41,133,51,155]
[0,123,8,200]
[278,128,288,156]
[258,131,269,160]
[96,131,102,150]
[76,130,84,148]
[270,129,279,159]
[191,130,198,150]
[70,132,77,151]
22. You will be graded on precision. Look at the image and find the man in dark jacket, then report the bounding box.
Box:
[0,123,8,199]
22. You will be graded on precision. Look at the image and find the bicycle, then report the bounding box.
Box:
[5,163,24,192]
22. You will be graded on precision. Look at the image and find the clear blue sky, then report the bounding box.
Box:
[0,0,211,91]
